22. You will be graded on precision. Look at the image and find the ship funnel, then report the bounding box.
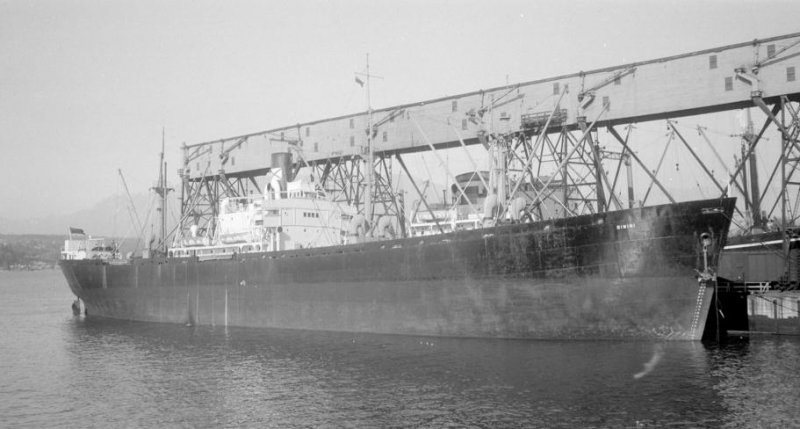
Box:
[271,152,293,189]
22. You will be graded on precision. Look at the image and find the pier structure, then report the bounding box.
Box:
[176,32,800,243]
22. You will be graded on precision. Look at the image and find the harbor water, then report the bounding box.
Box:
[1,270,799,428]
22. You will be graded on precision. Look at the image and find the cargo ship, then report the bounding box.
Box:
[59,149,735,339]
[56,31,800,340]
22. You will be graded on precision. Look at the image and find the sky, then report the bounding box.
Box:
[1,0,799,230]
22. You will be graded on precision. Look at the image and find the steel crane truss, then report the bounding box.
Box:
[175,105,800,249]
[174,32,800,242]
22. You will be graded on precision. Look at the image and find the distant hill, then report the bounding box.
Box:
[0,234,63,269]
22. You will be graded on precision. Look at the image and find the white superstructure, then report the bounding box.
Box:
[169,175,357,259]
[61,236,117,260]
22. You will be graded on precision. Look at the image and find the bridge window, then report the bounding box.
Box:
[767,44,776,58]
[314,142,319,151]
[602,96,610,108]
[462,118,468,130]
[553,82,560,95]
[349,118,354,129]
[788,66,796,82]
[231,157,235,166]
[306,127,310,137]
[452,100,458,112]
[724,76,733,91]
[614,75,621,85]
[350,136,355,146]
[382,131,387,142]
[709,55,717,70]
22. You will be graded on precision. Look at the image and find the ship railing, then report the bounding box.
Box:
[220,196,261,215]
[409,218,481,236]
[746,282,773,293]
[177,236,212,247]
[60,251,80,260]
[169,240,269,259]
[197,253,237,261]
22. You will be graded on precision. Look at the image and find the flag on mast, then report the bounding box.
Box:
[68,227,85,240]
[355,76,364,87]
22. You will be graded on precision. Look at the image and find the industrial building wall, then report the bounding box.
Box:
[183,32,800,180]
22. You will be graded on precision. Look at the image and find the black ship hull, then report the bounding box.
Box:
[60,198,736,340]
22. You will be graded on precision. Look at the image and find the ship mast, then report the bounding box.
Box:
[366,55,374,224]
[356,54,380,226]
[152,127,173,254]
[744,108,762,229]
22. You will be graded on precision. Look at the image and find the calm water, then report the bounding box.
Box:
[1,271,799,428]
